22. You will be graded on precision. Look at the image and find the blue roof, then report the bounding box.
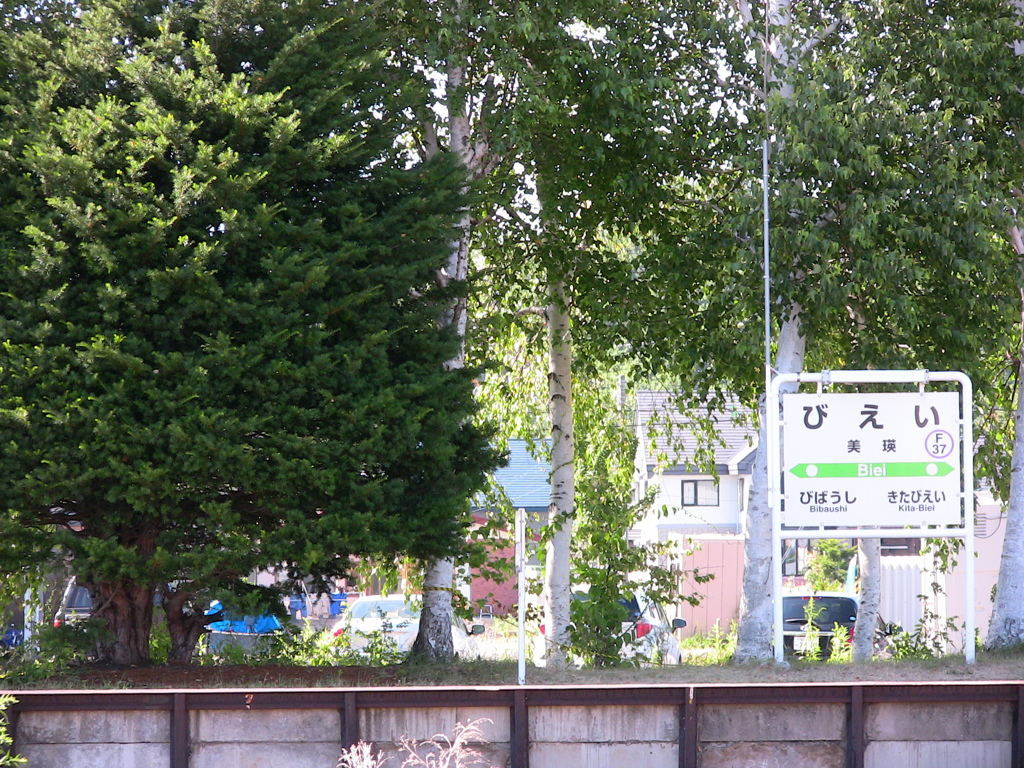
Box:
[487,439,551,510]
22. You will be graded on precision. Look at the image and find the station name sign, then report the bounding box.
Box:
[781,391,962,527]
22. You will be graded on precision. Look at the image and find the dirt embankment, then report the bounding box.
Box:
[8,652,1024,690]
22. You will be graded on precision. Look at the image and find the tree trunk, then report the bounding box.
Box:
[163,588,208,664]
[411,30,478,660]
[411,212,471,662]
[988,379,1024,647]
[733,414,774,663]
[734,308,805,663]
[92,579,155,665]
[411,558,456,660]
[732,0,813,664]
[542,277,575,670]
[987,0,1024,644]
[987,258,1024,647]
[986,221,1024,648]
[853,537,881,662]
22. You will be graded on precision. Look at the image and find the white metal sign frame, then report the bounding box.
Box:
[768,370,975,664]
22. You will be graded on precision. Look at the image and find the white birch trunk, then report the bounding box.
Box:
[986,225,1024,647]
[413,558,455,659]
[734,308,805,663]
[853,537,880,662]
[987,354,1024,647]
[413,28,479,660]
[988,0,1024,643]
[731,0,838,664]
[543,278,575,670]
[416,190,470,663]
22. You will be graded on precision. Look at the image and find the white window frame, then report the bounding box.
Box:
[682,479,719,506]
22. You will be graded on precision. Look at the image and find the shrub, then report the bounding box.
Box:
[0,695,25,767]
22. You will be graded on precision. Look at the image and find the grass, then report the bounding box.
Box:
[5,617,1024,690]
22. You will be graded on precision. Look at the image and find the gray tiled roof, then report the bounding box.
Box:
[635,390,757,474]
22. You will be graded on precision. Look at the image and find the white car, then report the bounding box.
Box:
[330,595,485,658]
[535,588,687,666]
[618,591,688,665]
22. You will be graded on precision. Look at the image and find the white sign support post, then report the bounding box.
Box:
[516,507,527,685]
[768,370,975,664]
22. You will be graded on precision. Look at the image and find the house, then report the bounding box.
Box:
[630,391,755,635]
[632,391,756,541]
[467,439,550,616]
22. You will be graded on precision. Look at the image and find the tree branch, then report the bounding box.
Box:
[515,306,547,318]
[799,18,842,57]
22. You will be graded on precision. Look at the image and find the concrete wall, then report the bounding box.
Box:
[360,705,509,767]
[11,695,1019,768]
[700,703,847,768]
[17,710,169,768]
[529,704,679,768]
[191,709,341,768]
[864,701,1012,768]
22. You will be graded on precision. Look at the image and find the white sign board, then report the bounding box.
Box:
[782,391,962,527]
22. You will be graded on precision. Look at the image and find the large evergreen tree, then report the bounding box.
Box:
[0,0,499,664]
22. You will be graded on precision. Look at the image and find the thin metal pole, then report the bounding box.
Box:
[770,381,784,663]
[763,0,772,399]
[962,377,976,664]
[516,507,527,685]
[763,0,777,662]
[763,138,771,397]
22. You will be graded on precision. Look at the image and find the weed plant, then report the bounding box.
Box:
[0,620,110,685]
[200,622,406,667]
[0,694,25,766]
[337,719,493,768]
[827,625,852,664]
[337,742,390,768]
[678,621,736,664]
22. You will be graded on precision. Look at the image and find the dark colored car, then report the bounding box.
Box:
[782,592,858,655]
[54,582,93,627]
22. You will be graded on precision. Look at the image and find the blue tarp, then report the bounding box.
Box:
[1,625,22,647]
[205,601,282,634]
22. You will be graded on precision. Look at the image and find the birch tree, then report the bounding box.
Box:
[599,0,1021,662]
[400,0,535,661]
[402,0,728,662]
[986,283,1024,647]
[985,195,1024,650]
[981,0,1024,650]
[745,0,1018,661]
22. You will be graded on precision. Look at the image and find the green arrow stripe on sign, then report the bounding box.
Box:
[789,462,955,479]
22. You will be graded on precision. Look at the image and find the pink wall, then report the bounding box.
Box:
[674,536,745,637]
[470,541,518,616]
